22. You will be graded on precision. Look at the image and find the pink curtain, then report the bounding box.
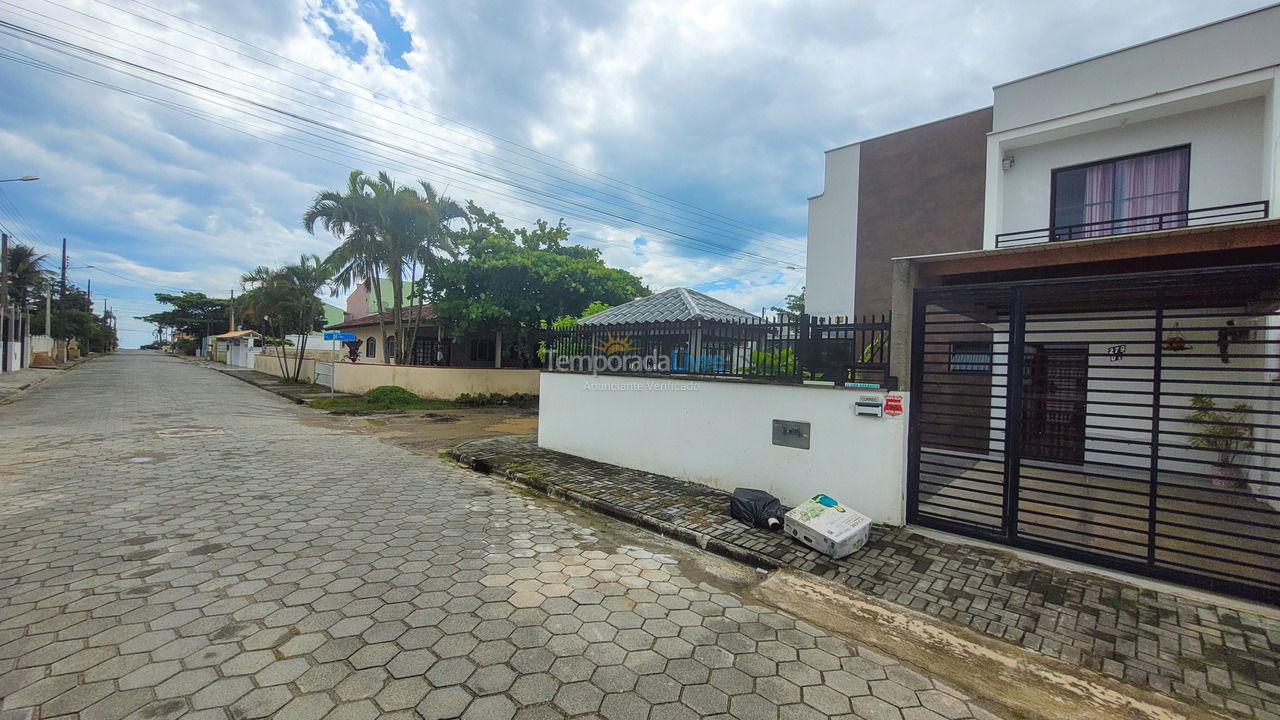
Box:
[1082,164,1114,237]
[1117,149,1186,231]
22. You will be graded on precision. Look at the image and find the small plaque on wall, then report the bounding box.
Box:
[772,419,810,449]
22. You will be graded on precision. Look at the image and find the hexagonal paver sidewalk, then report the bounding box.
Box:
[0,352,1002,719]
[453,434,1280,719]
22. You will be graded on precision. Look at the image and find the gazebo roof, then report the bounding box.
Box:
[579,288,760,326]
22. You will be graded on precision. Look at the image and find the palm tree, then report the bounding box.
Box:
[240,255,331,381]
[304,171,391,363]
[6,242,51,315]
[304,171,468,366]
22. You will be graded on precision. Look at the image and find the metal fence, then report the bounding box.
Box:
[993,200,1269,247]
[908,262,1280,602]
[542,315,892,387]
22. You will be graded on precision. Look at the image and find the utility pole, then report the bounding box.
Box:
[86,279,91,311]
[44,284,51,336]
[1,233,9,372]
[59,238,66,310]
[229,289,235,332]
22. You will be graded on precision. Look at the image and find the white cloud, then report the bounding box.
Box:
[0,0,1266,346]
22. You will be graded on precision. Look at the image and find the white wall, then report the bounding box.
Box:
[994,98,1267,242]
[538,373,910,524]
[993,5,1280,133]
[805,143,860,319]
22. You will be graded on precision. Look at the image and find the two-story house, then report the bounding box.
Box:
[809,6,1280,601]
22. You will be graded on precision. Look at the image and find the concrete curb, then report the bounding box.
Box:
[0,356,91,405]
[178,355,337,405]
[449,441,786,573]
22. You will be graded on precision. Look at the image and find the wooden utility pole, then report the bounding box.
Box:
[59,238,66,310]
[1,233,9,372]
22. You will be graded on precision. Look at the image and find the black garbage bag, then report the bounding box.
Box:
[730,488,783,530]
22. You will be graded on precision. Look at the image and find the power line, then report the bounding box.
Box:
[111,0,802,248]
[0,22,797,271]
[0,35,800,277]
[16,0,806,256]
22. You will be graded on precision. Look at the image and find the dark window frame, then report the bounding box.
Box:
[366,336,376,359]
[1049,144,1191,237]
[470,338,496,362]
[948,341,992,373]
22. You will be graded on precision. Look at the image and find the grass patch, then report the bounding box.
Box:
[309,395,458,413]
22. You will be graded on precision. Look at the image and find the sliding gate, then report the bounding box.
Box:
[907,263,1280,602]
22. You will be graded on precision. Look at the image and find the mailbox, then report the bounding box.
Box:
[853,396,883,417]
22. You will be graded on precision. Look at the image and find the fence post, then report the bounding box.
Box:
[796,314,812,381]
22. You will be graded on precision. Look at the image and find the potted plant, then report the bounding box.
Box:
[1186,394,1253,488]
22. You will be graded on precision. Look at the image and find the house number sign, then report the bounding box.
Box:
[1107,344,1126,362]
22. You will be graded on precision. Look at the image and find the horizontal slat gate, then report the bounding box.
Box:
[908,263,1280,603]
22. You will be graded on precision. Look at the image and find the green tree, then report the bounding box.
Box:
[425,204,648,365]
[304,171,468,365]
[239,255,331,381]
[51,283,117,353]
[138,292,231,341]
[6,242,52,315]
[772,287,804,318]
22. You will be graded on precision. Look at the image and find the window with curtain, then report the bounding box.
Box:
[1051,146,1189,240]
[366,337,376,359]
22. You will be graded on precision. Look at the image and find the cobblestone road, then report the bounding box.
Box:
[0,353,1000,720]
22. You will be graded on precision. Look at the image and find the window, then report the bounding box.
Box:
[1052,146,1189,240]
[949,342,992,373]
[470,339,496,362]
[366,337,376,359]
[385,336,396,360]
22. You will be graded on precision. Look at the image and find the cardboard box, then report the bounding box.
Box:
[784,494,871,559]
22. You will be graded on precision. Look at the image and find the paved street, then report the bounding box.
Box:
[0,352,999,720]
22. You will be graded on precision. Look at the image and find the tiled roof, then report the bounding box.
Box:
[325,304,434,330]
[212,329,262,340]
[579,288,760,326]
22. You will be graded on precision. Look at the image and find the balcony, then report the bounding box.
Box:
[994,200,1270,248]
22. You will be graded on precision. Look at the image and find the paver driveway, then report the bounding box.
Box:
[0,353,999,720]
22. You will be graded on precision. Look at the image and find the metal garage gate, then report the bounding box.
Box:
[907,263,1280,602]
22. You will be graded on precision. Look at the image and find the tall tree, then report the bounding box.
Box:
[239,255,331,381]
[304,171,468,365]
[138,292,231,344]
[426,204,648,365]
[5,242,51,317]
[304,170,389,361]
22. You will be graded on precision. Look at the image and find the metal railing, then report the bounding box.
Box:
[994,200,1270,248]
[542,315,893,388]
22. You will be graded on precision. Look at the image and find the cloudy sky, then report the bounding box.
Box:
[0,0,1267,346]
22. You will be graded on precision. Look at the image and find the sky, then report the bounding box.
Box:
[0,0,1269,346]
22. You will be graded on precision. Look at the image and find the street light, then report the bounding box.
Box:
[0,176,39,183]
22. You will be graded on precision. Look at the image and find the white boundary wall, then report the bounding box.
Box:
[538,373,910,525]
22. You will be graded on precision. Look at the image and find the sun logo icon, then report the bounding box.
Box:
[592,333,638,355]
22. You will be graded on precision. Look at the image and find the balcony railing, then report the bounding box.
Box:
[994,200,1270,248]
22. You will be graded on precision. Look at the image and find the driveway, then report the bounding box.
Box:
[0,351,997,719]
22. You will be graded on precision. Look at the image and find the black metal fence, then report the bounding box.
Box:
[542,315,892,387]
[908,262,1280,602]
[994,200,1269,247]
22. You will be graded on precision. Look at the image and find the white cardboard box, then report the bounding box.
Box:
[784,494,871,559]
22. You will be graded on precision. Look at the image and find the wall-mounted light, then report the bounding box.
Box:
[1001,156,1015,171]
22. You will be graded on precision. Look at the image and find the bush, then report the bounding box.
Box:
[455,392,538,408]
[363,386,420,405]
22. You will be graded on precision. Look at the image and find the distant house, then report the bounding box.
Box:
[211,329,262,368]
[343,278,414,321]
[324,304,514,368]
